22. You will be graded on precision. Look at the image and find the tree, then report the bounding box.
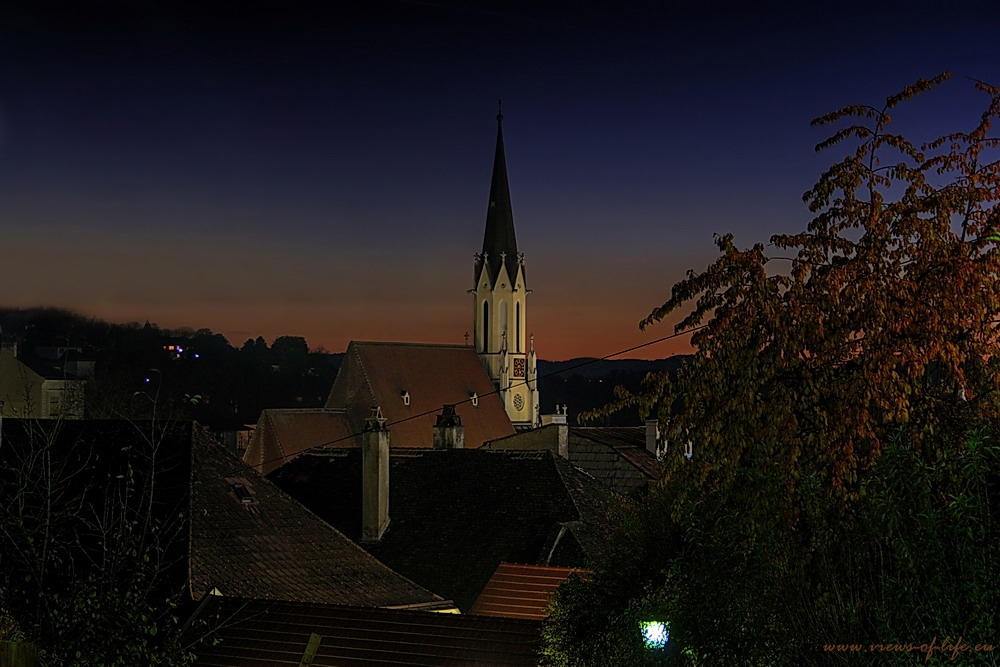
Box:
[0,417,196,665]
[547,75,1000,665]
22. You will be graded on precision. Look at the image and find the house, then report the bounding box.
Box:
[187,595,542,667]
[0,343,86,419]
[269,409,615,611]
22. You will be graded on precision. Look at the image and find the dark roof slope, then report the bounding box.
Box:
[190,433,442,607]
[483,425,661,495]
[270,448,614,611]
[569,427,660,494]
[189,595,542,667]
[16,353,86,380]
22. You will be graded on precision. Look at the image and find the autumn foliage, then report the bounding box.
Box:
[631,73,1000,496]
[549,75,1000,665]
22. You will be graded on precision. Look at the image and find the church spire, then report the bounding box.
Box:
[477,98,519,286]
[471,102,538,429]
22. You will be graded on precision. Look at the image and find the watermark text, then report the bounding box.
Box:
[822,636,994,661]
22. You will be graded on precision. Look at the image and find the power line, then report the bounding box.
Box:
[245,325,704,472]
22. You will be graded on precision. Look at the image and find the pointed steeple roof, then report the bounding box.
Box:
[476,104,520,286]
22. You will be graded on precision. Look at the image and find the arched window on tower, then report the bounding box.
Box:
[498,300,508,349]
[515,302,521,353]
[482,301,489,352]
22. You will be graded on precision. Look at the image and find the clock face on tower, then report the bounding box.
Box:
[513,357,525,378]
[513,393,524,411]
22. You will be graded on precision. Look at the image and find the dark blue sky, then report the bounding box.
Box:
[2,1,998,358]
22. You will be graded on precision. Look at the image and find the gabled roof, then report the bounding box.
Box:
[475,112,521,288]
[244,408,354,474]
[325,341,514,448]
[15,354,85,381]
[270,448,614,611]
[190,430,443,607]
[189,596,542,667]
[470,563,579,620]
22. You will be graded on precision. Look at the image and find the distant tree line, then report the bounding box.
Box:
[1,307,689,429]
[0,307,341,427]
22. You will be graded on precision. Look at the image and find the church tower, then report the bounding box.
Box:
[472,105,539,429]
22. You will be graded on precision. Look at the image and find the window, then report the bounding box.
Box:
[227,479,257,506]
[515,302,521,352]
[498,300,508,349]
[482,301,490,352]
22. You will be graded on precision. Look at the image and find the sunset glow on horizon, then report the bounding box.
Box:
[2,2,997,360]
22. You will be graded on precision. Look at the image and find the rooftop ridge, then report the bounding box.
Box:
[349,341,379,414]
[265,410,288,466]
[260,407,347,415]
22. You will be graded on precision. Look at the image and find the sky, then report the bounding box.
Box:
[1,1,999,360]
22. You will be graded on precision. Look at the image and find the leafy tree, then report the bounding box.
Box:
[270,336,309,372]
[547,74,1000,665]
[0,418,195,665]
[859,428,999,652]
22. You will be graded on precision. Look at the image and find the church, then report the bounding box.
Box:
[470,105,540,429]
[245,108,541,471]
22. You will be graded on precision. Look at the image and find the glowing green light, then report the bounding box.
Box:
[640,620,669,649]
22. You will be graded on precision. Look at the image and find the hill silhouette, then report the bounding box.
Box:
[1,307,689,428]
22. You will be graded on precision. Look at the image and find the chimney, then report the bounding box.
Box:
[433,404,464,449]
[362,406,389,543]
[555,405,569,459]
[645,419,660,457]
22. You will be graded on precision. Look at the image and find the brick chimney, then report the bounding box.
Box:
[433,404,464,450]
[362,406,389,543]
